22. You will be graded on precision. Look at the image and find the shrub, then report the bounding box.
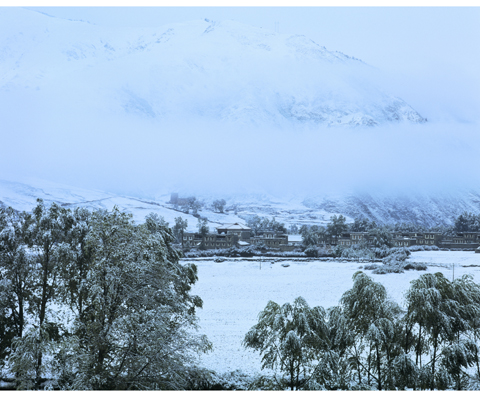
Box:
[304,246,319,257]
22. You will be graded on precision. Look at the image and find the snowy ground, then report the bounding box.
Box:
[189,251,480,377]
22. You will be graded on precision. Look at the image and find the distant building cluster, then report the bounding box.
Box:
[337,231,480,250]
[168,193,194,207]
[183,223,294,251]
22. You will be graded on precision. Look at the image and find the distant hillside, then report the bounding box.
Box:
[2,178,480,228]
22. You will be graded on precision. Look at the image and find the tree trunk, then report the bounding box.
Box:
[431,335,438,390]
[416,325,422,366]
[36,248,50,388]
[290,360,295,390]
[475,343,480,379]
[17,285,24,338]
[376,344,382,391]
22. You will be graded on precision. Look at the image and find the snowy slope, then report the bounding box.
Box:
[0,177,227,228]
[2,177,480,227]
[0,8,425,127]
[303,189,480,227]
[0,177,341,229]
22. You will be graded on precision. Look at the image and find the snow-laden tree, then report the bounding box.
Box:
[302,231,318,248]
[340,271,403,390]
[441,275,480,389]
[58,208,210,390]
[368,227,393,249]
[144,213,169,230]
[13,199,71,388]
[243,296,328,390]
[247,216,287,236]
[289,224,299,234]
[55,206,93,323]
[404,272,480,390]
[0,207,33,367]
[349,217,372,232]
[1,203,210,390]
[197,218,209,237]
[307,305,355,390]
[454,212,480,233]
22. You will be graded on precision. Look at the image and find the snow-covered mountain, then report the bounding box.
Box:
[303,189,480,227]
[1,8,478,226]
[0,8,425,127]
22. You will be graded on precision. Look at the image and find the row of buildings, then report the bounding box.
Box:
[183,223,291,251]
[182,222,480,252]
[338,231,480,250]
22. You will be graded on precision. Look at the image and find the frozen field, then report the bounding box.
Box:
[189,251,480,376]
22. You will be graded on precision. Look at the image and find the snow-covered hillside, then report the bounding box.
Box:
[2,177,480,227]
[0,8,425,127]
[303,189,480,227]
[0,177,342,229]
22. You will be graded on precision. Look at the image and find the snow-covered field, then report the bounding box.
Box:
[189,251,480,376]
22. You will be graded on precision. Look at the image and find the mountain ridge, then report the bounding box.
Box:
[0,8,426,127]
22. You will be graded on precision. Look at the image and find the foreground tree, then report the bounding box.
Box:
[59,208,210,390]
[14,200,71,388]
[340,271,403,390]
[405,272,480,390]
[1,203,210,390]
[243,297,328,390]
[0,208,33,368]
[244,271,480,391]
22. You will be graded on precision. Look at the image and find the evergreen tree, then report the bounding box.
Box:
[19,199,70,387]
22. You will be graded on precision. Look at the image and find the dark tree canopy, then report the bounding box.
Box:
[0,200,210,390]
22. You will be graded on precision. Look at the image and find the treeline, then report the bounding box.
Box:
[246,216,287,236]
[300,215,404,252]
[0,200,210,390]
[244,271,480,390]
[455,212,480,233]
